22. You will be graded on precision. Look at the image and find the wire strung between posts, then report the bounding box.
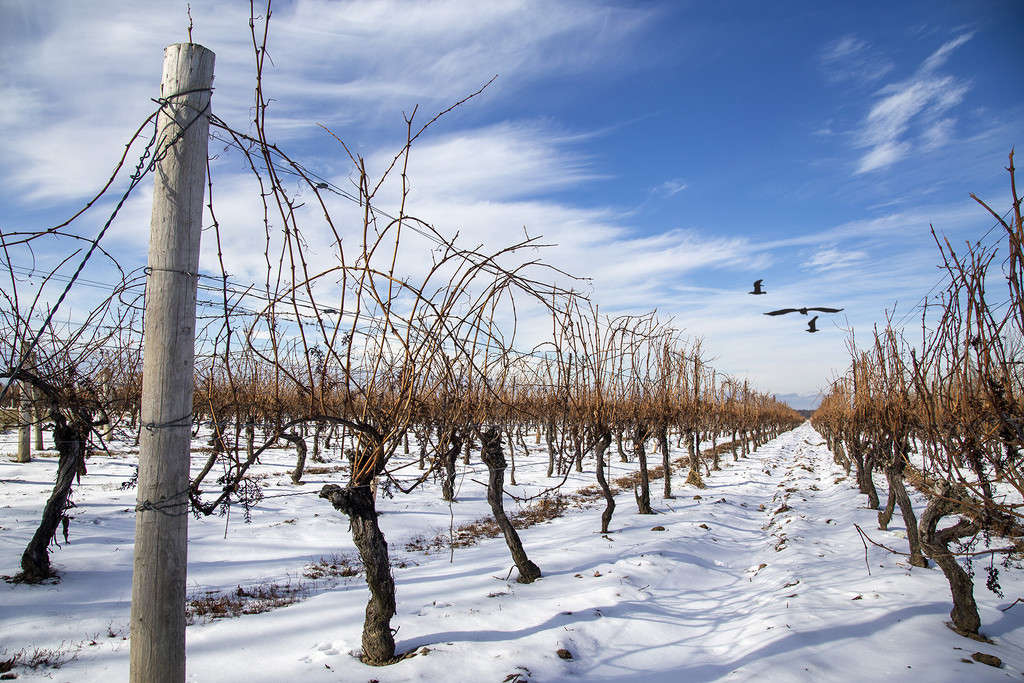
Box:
[135,489,191,517]
[144,266,199,278]
[136,485,323,519]
[255,489,324,501]
[0,91,212,405]
[0,116,159,404]
[888,205,1017,331]
[142,415,194,432]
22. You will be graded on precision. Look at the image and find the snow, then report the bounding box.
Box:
[2,423,1023,681]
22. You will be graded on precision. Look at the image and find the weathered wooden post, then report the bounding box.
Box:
[129,43,214,683]
[12,344,33,463]
[15,380,31,462]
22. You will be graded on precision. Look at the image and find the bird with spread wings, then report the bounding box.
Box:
[763,307,844,316]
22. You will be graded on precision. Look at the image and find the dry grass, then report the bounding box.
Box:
[0,643,80,673]
[573,484,610,503]
[302,552,361,580]
[450,518,504,548]
[406,494,571,553]
[613,466,664,490]
[187,581,309,624]
[187,552,362,625]
[513,495,569,527]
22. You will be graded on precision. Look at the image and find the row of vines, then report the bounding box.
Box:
[0,4,804,666]
[813,153,1024,640]
[0,253,804,663]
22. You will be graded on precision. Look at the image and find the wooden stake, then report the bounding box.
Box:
[15,380,31,462]
[129,42,214,683]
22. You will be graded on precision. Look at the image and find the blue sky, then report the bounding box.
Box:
[1,0,1022,408]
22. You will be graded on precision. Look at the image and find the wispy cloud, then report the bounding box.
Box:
[920,117,957,151]
[819,35,894,86]
[396,122,606,202]
[805,245,869,272]
[270,0,652,108]
[920,31,974,72]
[0,0,655,205]
[853,32,974,174]
[654,178,688,196]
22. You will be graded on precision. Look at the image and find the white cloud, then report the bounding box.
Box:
[853,33,974,174]
[857,140,913,173]
[921,117,957,150]
[655,178,688,196]
[805,246,868,272]
[269,0,649,101]
[819,35,893,85]
[0,0,655,206]
[396,122,605,202]
[920,31,975,73]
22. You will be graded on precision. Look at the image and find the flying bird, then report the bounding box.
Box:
[749,279,766,295]
[763,307,844,316]
[806,316,819,333]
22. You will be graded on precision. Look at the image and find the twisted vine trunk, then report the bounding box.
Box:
[849,437,880,509]
[633,425,653,514]
[416,428,429,470]
[594,429,615,533]
[319,483,396,664]
[479,427,541,583]
[545,421,556,478]
[283,432,307,485]
[440,430,462,502]
[32,388,45,451]
[192,448,219,491]
[658,425,673,499]
[878,479,897,530]
[711,430,721,471]
[919,482,981,636]
[312,422,324,463]
[877,438,897,529]
[684,428,705,488]
[877,445,927,567]
[21,413,87,581]
[831,438,851,474]
[891,467,928,568]
[516,426,530,455]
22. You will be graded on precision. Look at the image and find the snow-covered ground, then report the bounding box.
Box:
[2,423,1022,681]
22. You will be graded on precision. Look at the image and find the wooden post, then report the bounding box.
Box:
[16,381,31,462]
[129,43,214,683]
